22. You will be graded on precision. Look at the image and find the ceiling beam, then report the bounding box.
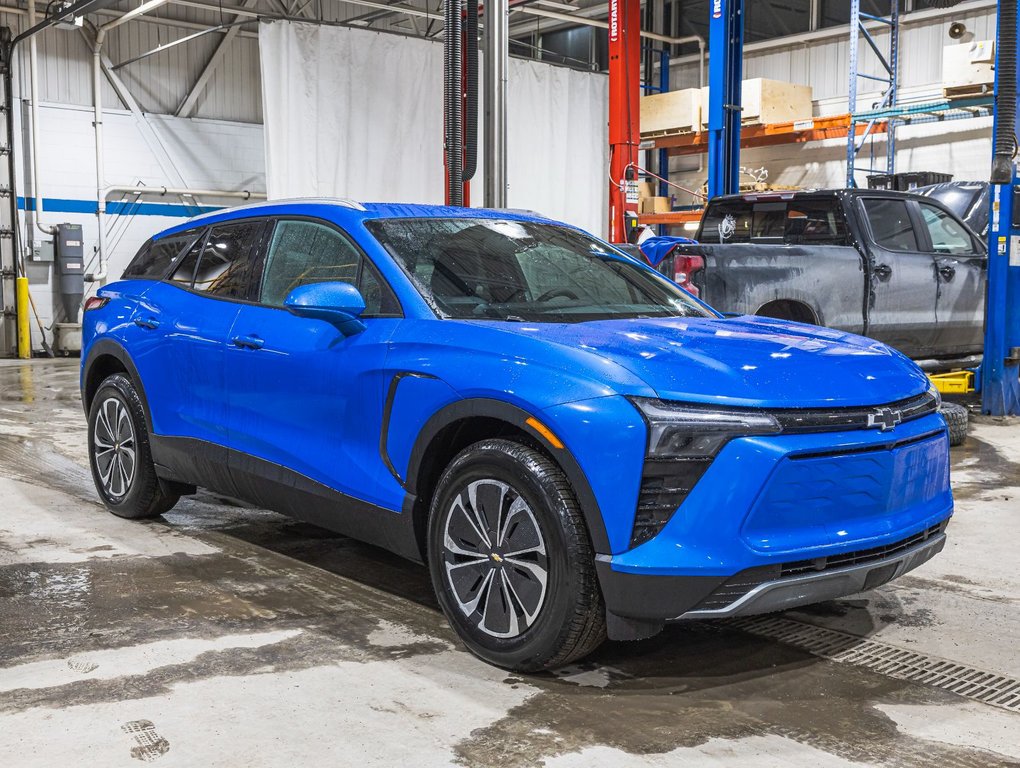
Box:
[175,0,263,116]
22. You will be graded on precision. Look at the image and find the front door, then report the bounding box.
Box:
[224,217,403,508]
[914,200,987,356]
[858,196,939,357]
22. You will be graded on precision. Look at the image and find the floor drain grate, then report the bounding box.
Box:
[725,616,1020,713]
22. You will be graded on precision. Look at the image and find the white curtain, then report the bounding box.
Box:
[259,21,608,235]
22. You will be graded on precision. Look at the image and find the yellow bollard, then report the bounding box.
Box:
[16,276,31,359]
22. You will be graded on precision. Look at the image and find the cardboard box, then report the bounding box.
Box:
[699,79,813,127]
[640,196,672,214]
[640,88,702,136]
[637,181,656,199]
[943,40,995,96]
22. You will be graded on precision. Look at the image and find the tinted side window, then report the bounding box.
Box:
[191,220,264,298]
[785,200,848,245]
[917,203,975,255]
[261,220,400,316]
[862,199,918,251]
[698,203,752,244]
[170,230,208,288]
[123,228,202,279]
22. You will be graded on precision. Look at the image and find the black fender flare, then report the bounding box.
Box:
[403,397,612,554]
[81,338,154,432]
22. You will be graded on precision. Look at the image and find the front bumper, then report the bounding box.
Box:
[677,524,946,619]
[597,521,947,622]
[596,413,953,623]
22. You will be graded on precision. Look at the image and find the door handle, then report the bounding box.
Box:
[232,334,264,350]
[938,265,956,281]
[873,264,892,279]
[133,316,160,330]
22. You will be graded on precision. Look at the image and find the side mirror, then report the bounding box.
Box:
[284,281,367,336]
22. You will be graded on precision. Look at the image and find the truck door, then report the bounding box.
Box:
[913,200,987,357]
[857,197,938,358]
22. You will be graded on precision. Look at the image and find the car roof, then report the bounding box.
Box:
[152,198,563,241]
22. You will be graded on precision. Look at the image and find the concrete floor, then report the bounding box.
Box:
[1,359,1018,768]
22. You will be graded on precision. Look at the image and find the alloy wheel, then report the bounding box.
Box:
[442,479,549,638]
[93,396,137,500]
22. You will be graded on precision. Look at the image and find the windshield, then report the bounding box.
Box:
[365,218,713,323]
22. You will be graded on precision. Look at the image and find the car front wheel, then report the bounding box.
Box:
[427,438,606,672]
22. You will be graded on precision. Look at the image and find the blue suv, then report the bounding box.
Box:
[81,200,952,671]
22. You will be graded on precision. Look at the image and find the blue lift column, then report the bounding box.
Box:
[982,0,1020,415]
[707,0,743,198]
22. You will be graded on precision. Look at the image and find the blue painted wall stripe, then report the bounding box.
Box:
[17,196,224,218]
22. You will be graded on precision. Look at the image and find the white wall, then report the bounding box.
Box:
[22,102,265,329]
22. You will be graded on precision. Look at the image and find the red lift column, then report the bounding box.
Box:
[607,0,641,243]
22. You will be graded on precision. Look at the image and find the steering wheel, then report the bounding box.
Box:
[536,288,579,302]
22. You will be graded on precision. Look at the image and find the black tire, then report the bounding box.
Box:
[427,438,606,672]
[87,373,179,519]
[940,401,969,447]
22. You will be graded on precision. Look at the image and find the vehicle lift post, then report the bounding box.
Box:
[607,0,642,244]
[608,0,743,241]
[706,0,743,199]
[983,0,1020,415]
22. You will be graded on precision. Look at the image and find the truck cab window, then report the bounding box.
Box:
[785,201,848,245]
[751,203,786,242]
[917,203,976,255]
[699,204,752,244]
[862,199,918,251]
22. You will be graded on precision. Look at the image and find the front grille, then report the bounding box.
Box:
[771,390,939,434]
[628,390,941,551]
[691,521,948,612]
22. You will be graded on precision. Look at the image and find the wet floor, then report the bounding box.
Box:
[1,359,1018,767]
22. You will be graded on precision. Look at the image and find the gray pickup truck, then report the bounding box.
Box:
[656,189,987,361]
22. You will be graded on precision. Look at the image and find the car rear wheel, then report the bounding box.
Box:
[427,438,606,672]
[88,373,179,519]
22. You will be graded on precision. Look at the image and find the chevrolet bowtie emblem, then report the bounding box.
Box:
[867,407,902,432]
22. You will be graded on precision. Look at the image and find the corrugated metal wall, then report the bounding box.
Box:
[0,8,264,122]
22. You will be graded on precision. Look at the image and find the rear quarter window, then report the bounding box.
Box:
[122,228,204,279]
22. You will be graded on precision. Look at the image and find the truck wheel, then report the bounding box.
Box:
[940,401,969,447]
[427,438,606,672]
[88,373,180,519]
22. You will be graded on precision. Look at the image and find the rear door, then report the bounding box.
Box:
[857,196,938,357]
[914,200,987,355]
[138,218,266,446]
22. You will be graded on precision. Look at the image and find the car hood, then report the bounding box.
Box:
[484,315,929,408]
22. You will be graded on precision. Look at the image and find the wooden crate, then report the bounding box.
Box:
[943,40,995,98]
[640,88,701,137]
[698,79,813,127]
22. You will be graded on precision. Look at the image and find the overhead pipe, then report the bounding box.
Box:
[990,0,1016,184]
[444,0,464,206]
[103,185,265,200]
[463,0,479,184]
[26,0,55,236]
[483,0,508,207]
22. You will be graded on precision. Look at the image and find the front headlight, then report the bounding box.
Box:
[626,398,782,549]
[630,397,782,459]
[927,382,942,411]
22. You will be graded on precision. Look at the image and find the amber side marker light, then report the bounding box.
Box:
[525,417,565,450]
